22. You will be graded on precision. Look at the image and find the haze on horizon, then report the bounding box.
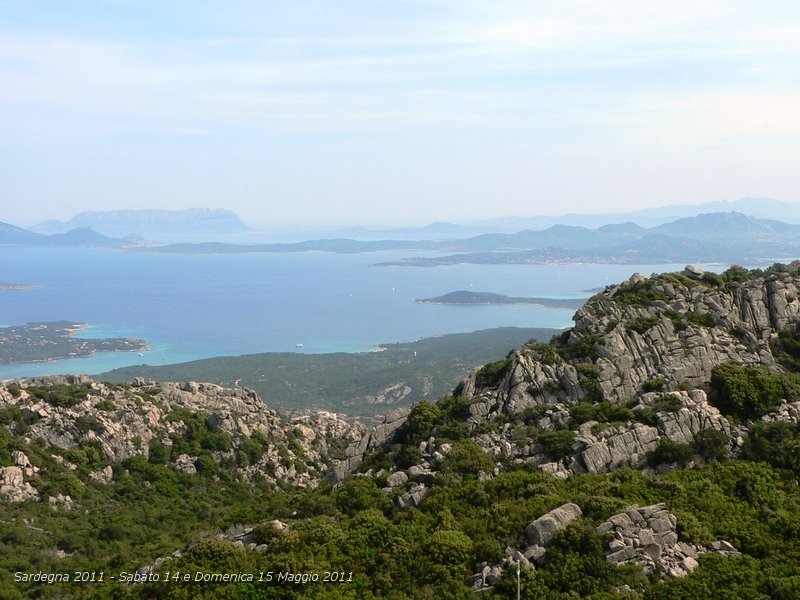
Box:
[1,1,799,229]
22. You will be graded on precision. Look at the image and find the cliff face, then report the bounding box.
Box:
[465,262,800,414]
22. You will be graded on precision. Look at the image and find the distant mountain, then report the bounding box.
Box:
[0,221,46,245]
[443,222,647,252]
[650,211,800,241]
[470,197,800,230]
[331,221,478,241]
[32,208,251,241]
[47,227,135,247]
[146,210,800,267]
[0,222,130,248]
[371,212,800,266]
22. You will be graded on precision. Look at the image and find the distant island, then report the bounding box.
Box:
[0,321,147,365]
[32,208,250,240]
[0,283,36,291]
[416,290,587,309]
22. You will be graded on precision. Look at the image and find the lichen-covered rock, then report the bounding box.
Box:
[599,503,741,577]
[526,502,583,547]
[0,466,39,502]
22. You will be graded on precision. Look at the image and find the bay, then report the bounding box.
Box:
[0,246,725,378]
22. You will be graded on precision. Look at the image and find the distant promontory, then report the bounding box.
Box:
[416,291,587,309]
[0,321,148,365]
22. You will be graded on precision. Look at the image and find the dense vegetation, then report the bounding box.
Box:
[4,439,800,598]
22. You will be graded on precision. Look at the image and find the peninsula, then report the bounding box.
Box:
[0,321,147,365]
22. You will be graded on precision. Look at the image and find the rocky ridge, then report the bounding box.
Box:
[468,263,800,414]
[0,376,363,502]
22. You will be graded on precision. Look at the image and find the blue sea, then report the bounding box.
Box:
[0,246,726,378]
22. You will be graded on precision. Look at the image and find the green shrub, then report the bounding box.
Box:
[537,343,558,366]
[721,264,756,284]
[397,401,442,446]
[561,334,601,362]
[576,362,603,402]
[194,453,218,476]
[687,310,717,328]
[475,358,513,387]
[611,280,668,307]
[0,406,21,426]
[770,323,800,373]
[710,363,799,421]
[628,316,660,334]
[651,393,683,413]
[26,383,92,408]
[422,529,473,584]
[334,477,391,515]
[742,421,800,475]
[647,437,695,467]
[94,399,115,411]
[570,401,634,425]
[538,430,576,460]
[643,378,667,392]
[74,415,103,434]
[570,402,596,425]
[148,439,170,464]
[440,440,495,476]
[693,428,729,462]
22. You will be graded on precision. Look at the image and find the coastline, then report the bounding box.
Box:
[0,321,149,367]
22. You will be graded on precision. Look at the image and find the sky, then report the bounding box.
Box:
[1,1,800,228]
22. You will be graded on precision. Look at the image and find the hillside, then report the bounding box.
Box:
[5,264,800,597]
[100,327,560,416]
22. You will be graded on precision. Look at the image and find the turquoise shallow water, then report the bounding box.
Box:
[0,246,726,378]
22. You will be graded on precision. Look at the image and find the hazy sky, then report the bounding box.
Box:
[2,1,799,228]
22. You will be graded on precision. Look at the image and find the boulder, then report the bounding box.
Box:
[385,471,408,488]
[525,502,583,547]
[0,466,39,502]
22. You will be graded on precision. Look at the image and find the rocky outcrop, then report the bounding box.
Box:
[471,502,583,593]
[431,265,800,482]
[599,503,740,577]
[0,377,363,491]
[472,500,743,592]
[466,263,800,414]
[327,408,409,483]
[526,502,583,548]
[0,466,39,502]
[576,390,733,474]
[463,390,735,478]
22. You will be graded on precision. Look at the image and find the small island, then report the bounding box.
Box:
[0,321,148,365]
[415,290,587,309]
[0,283,37,291]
